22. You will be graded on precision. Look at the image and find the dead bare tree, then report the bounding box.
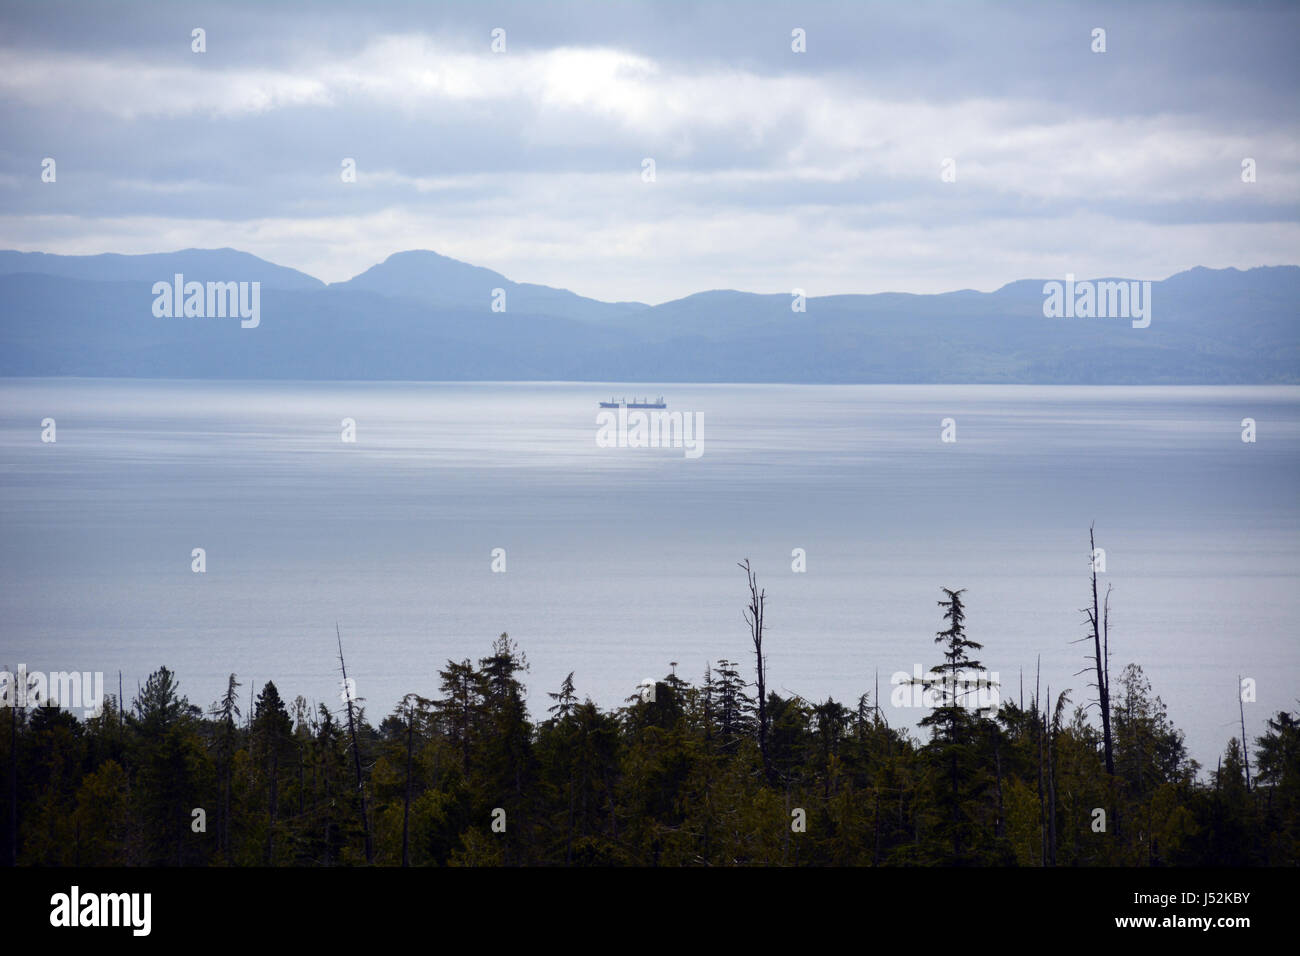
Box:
[1074,525,1118,843]
[1035,657,1045,866]
[1046,688,1071,867]
[7,666,16,868]
[336,624,374,864]
[1238,675,1252,789]
[739,559,769,779]
[1082,525,1115,775]
[402,694,418,867]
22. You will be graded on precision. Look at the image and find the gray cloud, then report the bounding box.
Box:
[0,0,1296,301]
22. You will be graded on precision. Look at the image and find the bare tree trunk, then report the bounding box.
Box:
[1089,526,1115,775]
[1046,689,1057,867]
[1238,675,1252,789]
[337,625,374,864]
[1035,658,1045,867]
[402,700,414,867]
[8,692,16,867]
[1102,581,1121,840]
[739,560,769,779]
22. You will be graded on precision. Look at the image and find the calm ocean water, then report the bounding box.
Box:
[2,379,1297,771]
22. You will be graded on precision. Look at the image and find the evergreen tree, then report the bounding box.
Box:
[916,588,994,863]
[547,672,578,723]
[129,667,210,865]
[434,659,481,776]
[251,681,294,864]
[4,625,1294,867]
[209,673,241,862]
[1254,710,1300,863]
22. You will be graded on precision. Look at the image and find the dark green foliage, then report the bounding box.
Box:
[915,588,996,863]
[1,617,1294,866]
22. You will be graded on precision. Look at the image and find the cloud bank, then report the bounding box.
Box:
[1,0,1296,301]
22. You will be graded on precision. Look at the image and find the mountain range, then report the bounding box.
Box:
[1,248,1296,383]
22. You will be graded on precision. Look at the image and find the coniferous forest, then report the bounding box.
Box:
[3,568,1297,868]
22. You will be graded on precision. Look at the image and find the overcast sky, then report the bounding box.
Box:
[1,0,1297,302]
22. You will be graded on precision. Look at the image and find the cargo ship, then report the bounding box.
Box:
[599,396,666,409]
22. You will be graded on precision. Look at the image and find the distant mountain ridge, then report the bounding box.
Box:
[0,248,325,291]
[331,249,650,321]
[0,248,1296,383]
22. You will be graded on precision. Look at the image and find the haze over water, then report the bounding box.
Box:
[2,379,1296,772]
